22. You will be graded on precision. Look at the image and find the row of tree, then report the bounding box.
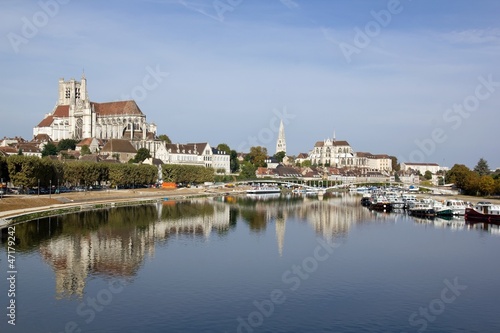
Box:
[0,155,158,189]
[445,158,500,196]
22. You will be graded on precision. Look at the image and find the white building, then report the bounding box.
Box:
[33,75,157,141]
[400,162,440,174]
[161,142,230,174]
[276,119,286,154]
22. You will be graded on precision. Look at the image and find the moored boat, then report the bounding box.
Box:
[408,201,436,217]
[465,202,500,223]
[246,186,281,194]
[444,199,468,216]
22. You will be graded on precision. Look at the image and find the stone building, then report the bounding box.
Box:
[33,74,157,141]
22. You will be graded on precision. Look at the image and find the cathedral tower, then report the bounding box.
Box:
[276,119,286,154]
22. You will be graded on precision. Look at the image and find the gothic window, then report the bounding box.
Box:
[65,88,70,98]
[75,117,83,139]
[75,88,80,99]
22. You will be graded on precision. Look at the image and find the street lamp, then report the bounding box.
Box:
[49,179,52,199]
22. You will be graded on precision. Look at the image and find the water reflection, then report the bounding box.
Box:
[1,193,498,300]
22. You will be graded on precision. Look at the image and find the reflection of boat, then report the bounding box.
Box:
[465,202,500,223]
[246,193,281,200]
[246,186,281,194]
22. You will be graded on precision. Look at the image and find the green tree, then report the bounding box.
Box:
[445,164,471,189]
[389,156,400,172]
[162,164,214,184]
[247,146,268,167]
[424,170,433,180]
[133,148,151,163]
[217,143,231,154]
[80,145,92,156]
[301,160,312,167]
[479,175,495,196]
[17,148,23,155]
[238,161,257,179]
[230,150,239,173]
[57,139,78,152]
[158,134,172,144]
[7,155,41,188]
[41,142,58,157]
[0,156,9,183]
[274,151,286,163]
[473,158,490,176]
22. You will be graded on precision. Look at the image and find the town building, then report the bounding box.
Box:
[400,162,440,174]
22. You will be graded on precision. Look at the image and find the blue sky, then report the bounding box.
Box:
[1,0,499,169]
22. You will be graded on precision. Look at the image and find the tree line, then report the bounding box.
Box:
[445,158,500,196]
[0,155,215,190]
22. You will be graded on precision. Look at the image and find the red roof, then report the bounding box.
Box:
[37,115,54,127]
[53,105,69,117]
[92,100,144,116]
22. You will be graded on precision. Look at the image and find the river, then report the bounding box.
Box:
[1,193,499,333]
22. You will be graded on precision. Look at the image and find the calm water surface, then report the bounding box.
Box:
[1,194,500,333]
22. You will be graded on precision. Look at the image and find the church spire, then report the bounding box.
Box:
[276,119,286,155]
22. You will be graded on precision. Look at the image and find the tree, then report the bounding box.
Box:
[389,156,400,172]
[230,150,239,173]
[473,158,490,176]
[238,161,257,179]
[301,160,312,167]
[0,156,9,183]
[80,145,92,156]
[424,170,433,180]
[479,175,495,196]
[274,151,286,163]
[41,142,58,157]
[445,164,471,189]
[217,143,231,154]
[133,148,151,163]
[57,139,78,152]
[247,146,268,167]
[7,155,41,188]
[158,134,172,144]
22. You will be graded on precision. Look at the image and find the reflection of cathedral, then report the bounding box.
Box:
[39,201,230,299]
[33,74,157,141]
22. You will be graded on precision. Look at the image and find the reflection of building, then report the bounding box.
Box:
[39,201,230,299]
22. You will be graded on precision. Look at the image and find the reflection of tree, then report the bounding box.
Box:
[7,201,231,299]
[240,209,268,232]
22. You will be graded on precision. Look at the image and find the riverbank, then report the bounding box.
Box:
[0,187,248,227]
[1,188,499,228]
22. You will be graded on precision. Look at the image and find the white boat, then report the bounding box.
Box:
[386,192,405,209]
[444,199,468,216]
[401,193,417,209]
[246,186,281,194]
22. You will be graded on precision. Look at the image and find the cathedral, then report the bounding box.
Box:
[33,75,157,141]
